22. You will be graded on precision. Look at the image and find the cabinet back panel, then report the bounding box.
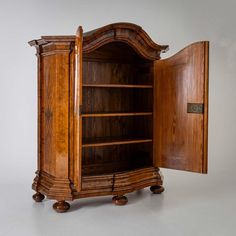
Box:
[82,88,152,113]
[82,116,152,140]
[82,61,152,85]
[83,42,153,85]
[82,143,152,176]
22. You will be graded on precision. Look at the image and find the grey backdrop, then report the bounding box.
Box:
[0,0,236,235]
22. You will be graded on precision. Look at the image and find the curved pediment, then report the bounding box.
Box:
[82,23,169,60]
[29,23,169,60]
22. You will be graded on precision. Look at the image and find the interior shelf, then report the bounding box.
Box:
[82,84,153,88]
[81,112,153,117]
[82,137,153,148]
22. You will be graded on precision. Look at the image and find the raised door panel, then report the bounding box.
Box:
[153,41,209,173]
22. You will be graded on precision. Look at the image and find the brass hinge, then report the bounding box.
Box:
[187,103,204,114]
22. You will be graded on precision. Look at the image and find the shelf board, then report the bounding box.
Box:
[82,84,153,88]
[81,112,153,117]
[82,137,153,148]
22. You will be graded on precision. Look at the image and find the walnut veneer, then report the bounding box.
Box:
[29,23,209,213]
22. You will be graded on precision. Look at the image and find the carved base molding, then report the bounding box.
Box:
[76,167,163,199]
[32,167,163,202]
[32,170,75,201]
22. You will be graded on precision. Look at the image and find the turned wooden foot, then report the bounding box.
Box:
[150,185,165,194]
[112,195,128,206]
[32,192,45,202]
[53,201,70,213]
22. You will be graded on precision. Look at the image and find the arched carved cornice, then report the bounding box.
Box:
[29,23,168,60]
[82,22,169,60]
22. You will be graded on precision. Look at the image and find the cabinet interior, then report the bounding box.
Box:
[82,42,154,176]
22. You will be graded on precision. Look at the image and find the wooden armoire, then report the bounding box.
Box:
[29,23,209,213]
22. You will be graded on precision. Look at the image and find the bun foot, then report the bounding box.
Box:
[53,201,70,213]
[150,185,165,194]
[112,195,128,206]
[32,192,45,202]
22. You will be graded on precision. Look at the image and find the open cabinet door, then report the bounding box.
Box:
[153,41,209,173]
[73,26,83,191]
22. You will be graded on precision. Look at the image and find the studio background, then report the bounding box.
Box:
[0,0,235,235]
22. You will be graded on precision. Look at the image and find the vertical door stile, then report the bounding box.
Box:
[203,41,209,173]
[74,26,83,191]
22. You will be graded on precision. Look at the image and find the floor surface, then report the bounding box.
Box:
[1,169,235,236]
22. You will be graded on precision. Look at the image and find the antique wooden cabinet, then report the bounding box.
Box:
[29,23,209,213]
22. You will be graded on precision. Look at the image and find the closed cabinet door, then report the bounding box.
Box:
[153,41,209,173]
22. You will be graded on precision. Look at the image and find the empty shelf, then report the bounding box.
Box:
[82,84,153,88]
[81,112,153,117]
[82,137,153,147]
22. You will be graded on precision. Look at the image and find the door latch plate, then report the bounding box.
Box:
[187,103,204,114]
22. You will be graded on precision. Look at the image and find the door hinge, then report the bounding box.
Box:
[187,103,204,114]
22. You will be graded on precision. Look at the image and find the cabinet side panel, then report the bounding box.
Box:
[41,54,57,176]
[37,53,43,172]
[54,52,70,178]
[40,50,72,178]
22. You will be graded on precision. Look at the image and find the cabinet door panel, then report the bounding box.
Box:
[153,41,209,173]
